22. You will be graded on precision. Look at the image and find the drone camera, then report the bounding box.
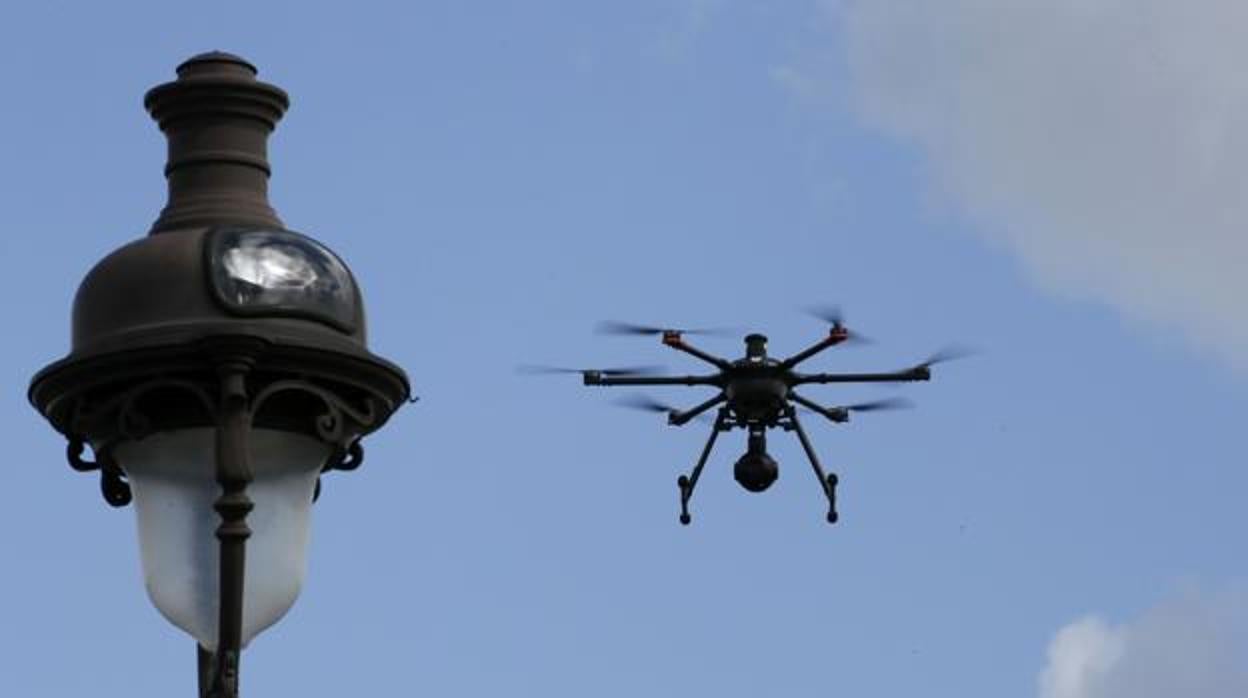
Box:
[734,449,779,492]
[734,430,778,492]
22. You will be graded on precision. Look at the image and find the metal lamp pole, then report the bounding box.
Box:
[30,53,411,697]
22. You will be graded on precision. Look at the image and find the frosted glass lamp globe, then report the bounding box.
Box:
[111,428,329,650]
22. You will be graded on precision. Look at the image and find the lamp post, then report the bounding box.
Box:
[28,52,410,697]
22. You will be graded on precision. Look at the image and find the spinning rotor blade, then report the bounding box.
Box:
[873,344,975,381]
[917,345,977,368]
[612,394,713,422]
[596,321,731,337]
[612,394,677,413]
[845,396,914,412]
[793,395,913,419]
[806,304,845,328]
[517,364,665,377]
[804,304,872,343]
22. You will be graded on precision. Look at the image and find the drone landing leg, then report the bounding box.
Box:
[786,408,839,524]
[677,409,728,525]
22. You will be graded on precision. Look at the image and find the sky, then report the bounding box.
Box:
[1,2,1245,696]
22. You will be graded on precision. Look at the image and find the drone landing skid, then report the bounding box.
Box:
[676,407,839,525]
[786,406,839,524]
[677,408,726,525]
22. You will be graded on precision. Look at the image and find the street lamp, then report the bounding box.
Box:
[28,52,410,697]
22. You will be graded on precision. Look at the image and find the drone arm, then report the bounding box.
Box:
[583,373,719,387]
[785,406,839,524]
[780,329,849,369]
[793,366,930,385]
[669,393,727,426]
[662,333,732,370]
[788,392,849,424]
[677,408,728,525]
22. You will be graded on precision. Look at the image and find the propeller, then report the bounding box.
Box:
[613,394,677,413]
[806,304,846,328]
[889,344,976,381]
[804,304,872,343]
[517,364,666,377]
[612,394,713,422]
[915,344,977,369]
[596,321,731,337]
[795,395,913,422]
[842,396,914,412]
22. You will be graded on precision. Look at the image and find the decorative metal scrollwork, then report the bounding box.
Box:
[313,440,365,503]
[70,378,217,443]
[329,440,365,471]
[62,374,384,507]
[249,380,379,451]
[250,380,379,503]
[66,439,98,473]
[64,379,217,508]
[100,461,132,507]
[65,438,132,508]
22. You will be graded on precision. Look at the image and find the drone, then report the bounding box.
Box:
[528,308,966,525]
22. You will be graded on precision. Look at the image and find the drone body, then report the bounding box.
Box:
[571,317,959,525]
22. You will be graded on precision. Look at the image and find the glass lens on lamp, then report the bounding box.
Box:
[209,228,357,331]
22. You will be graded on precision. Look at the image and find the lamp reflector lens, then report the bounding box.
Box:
[210,228,356,331]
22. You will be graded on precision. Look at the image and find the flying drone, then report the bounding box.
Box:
[529,308,966,525]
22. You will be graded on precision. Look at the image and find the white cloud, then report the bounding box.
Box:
[1039,617,1125,698]
[1038,590,1248,698]
[812,1,1248,370]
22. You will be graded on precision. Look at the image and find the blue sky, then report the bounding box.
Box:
[2,2,1245,696]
